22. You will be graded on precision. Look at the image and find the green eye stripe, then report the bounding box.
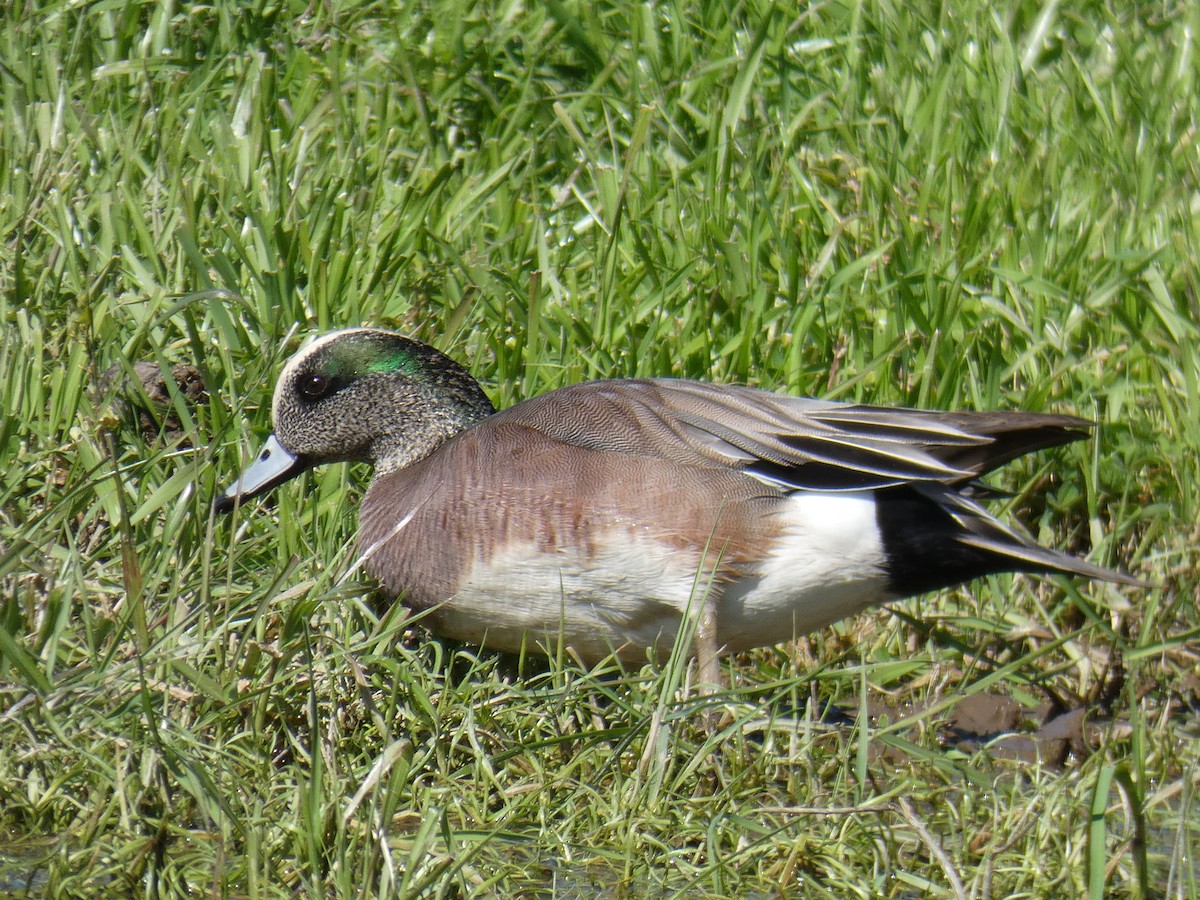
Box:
[323,342,423,381]
[368,352,422,377]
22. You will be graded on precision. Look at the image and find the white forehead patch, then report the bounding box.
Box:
[270,327,387,425]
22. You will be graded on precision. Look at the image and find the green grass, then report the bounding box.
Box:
[1,0,1197,895]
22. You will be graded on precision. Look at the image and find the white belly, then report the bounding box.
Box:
[426,491,890,663]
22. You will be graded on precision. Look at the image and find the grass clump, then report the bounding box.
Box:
[2,0,1197,896]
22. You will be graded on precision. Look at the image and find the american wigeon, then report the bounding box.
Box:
[215,328,1140,665]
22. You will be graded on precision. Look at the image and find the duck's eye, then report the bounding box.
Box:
[299,374,330,399]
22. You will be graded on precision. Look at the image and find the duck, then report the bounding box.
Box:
[215,327,1140,666]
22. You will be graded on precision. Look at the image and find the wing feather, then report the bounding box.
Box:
[494,378,1090,492]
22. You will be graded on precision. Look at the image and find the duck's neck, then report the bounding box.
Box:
[372,378,496,476]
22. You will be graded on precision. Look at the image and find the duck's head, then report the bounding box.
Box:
[214,328,494,513]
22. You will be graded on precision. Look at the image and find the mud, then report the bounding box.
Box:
[832,689,1125,767]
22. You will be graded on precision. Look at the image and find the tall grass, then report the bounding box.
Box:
[1,0,1197,895]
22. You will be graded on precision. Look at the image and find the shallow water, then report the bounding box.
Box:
[0,838,52,897]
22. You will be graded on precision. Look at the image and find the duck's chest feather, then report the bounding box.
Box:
[357,422,890,662]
